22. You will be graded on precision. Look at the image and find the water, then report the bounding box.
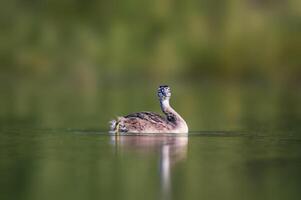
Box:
[1,129,300,200]
[0,80,300,200]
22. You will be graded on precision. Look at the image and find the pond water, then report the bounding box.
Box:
[1,129,301,200]
[0,82,300,200]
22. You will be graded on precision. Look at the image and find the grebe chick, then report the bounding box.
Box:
[109,85,188,134]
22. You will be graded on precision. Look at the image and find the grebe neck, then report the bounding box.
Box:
[160,99,185,122]
[160,99,171,113]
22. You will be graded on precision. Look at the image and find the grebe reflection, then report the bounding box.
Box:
[110,135,188,200]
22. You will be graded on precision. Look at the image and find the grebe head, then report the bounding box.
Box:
[158,85,171,100]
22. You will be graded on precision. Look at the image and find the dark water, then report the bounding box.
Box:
[1,129,301,200]
[0,81,300,200]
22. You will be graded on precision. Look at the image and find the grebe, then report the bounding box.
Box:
[109,85,188,134]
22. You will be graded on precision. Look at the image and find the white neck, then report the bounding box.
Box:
[160,99,170,111]
[160,98,188,133]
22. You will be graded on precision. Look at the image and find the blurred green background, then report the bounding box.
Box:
[0,0,300,130]
[1,2,301,200]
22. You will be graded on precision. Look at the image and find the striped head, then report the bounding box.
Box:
[158,85,171,100]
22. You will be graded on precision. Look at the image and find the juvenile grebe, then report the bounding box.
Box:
[109,85,188,134]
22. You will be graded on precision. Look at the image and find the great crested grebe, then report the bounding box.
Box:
[109,85,188,134]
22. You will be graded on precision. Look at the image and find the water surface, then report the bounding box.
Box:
[1,129,300,200]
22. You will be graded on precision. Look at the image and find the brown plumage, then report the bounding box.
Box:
[109,85,188,134]
[120,112,176,132]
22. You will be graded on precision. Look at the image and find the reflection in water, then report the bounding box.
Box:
[110,134,188,200]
